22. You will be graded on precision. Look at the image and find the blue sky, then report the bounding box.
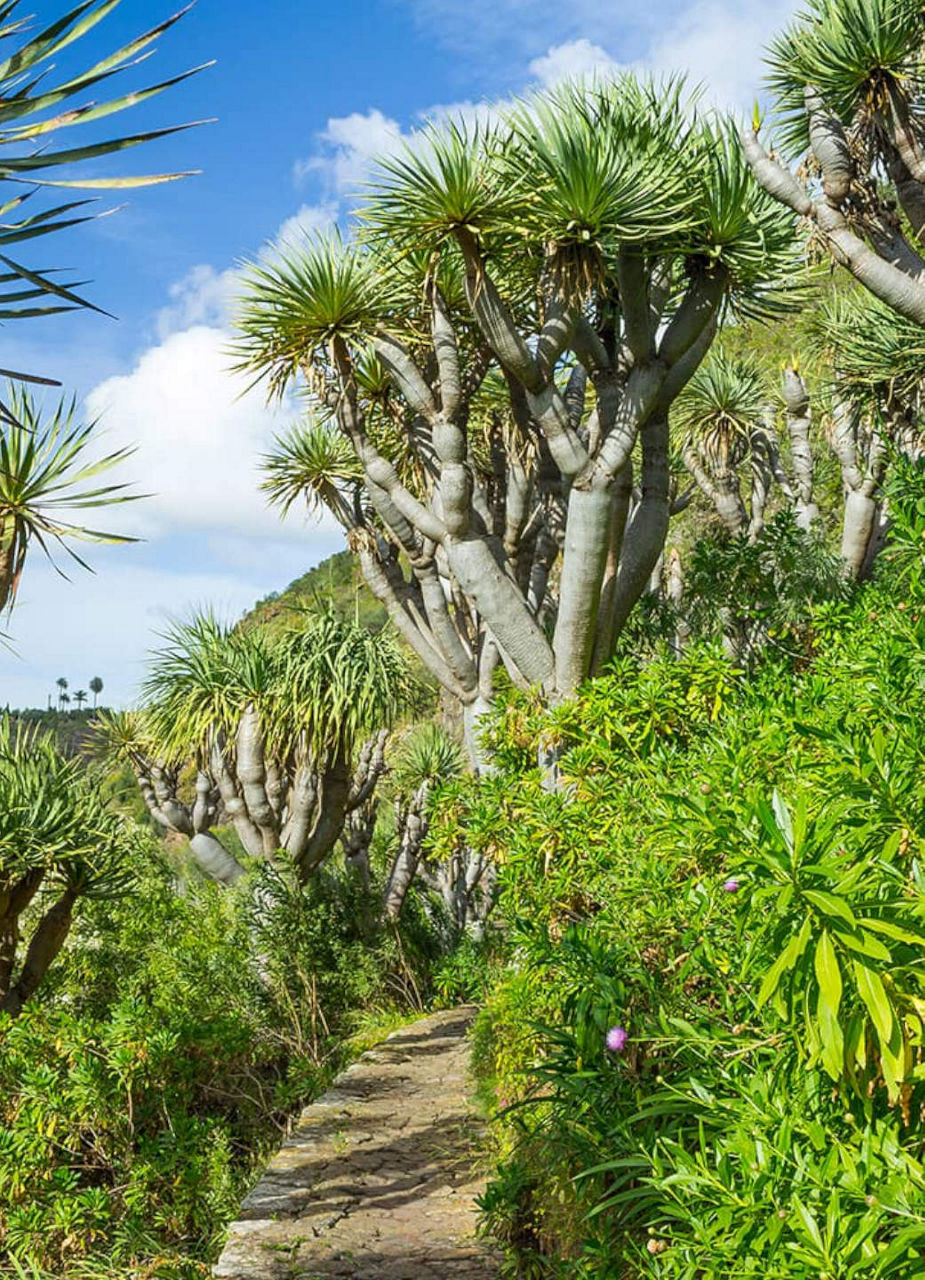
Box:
[0,0,800,709]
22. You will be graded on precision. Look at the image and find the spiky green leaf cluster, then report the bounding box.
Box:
[0,383,140,611]
[675,351,770,463]
[361,117,524,252]
[235,236,392,398]
[500,77,698,288]
[687,121,805,314]
[767,0,925,154]
[809,287,925,407]
[0,0,206,319]
[261,419,362,519]
[143,608,418,763]
[0,719,133,896]
[390,722,465,794]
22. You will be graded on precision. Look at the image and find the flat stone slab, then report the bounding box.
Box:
[213,1006,499,1279]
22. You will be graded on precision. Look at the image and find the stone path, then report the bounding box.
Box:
[213,1006,499,1280]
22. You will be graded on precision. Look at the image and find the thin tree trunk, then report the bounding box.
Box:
[1,886,79,1017]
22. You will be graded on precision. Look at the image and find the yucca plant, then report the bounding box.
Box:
[745,0,925,327]
[239,74,800,758]
[382,722,476,923]
[0,385,139,610]
[0,0,205,328]
[0,719,134,1016]
[809,289,925,574]
[108,610,418,883]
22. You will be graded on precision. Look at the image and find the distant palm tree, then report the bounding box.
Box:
[89,677,104,709]
[55,677,68,711]
[74,690,87,711]
[60,693,70,710]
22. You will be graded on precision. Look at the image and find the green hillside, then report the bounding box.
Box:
[245,549,387,634]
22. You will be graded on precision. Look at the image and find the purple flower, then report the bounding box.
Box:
[605,1025,628,1053]
[722,878,740,893]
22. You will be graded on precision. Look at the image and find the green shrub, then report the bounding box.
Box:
[0,845,445,1277]
[459,474,925,1276]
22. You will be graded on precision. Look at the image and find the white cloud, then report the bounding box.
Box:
[155,264,241,340]
[84,324,335,542]
[272,200,339,251]
[529,39,619,87]
[645,0,799,110]
[402,0,800,109]
[294,108,405,197]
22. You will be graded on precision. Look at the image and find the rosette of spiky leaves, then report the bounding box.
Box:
[143,609,418,767]
[92,706,163,771]
[684,119,804,317]
[389,722,466,798]
[500,76,699,298]
[274,610,420,760]
[767,0,925,155]
[0,0,206,322]
[0,719,133,897]
[235,235,392,399]
[262,418,362,521]
[142,613,277,760]
[809,286,925,410]
[0,384,139,611]
[675,351,769,467]
[361,117,525,254]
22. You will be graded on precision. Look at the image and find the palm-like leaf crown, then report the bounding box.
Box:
[675,351,770,466]
[0,0,206,321]
[143,608,418,763]
[389,722,465,795]
[687,120,805,315]
[235,74,800,403]
[809,286,925,412]
[767,0,925,155]
[262,419,362,519]
[0,383,139,610]
[234,235,392,399]
[0,718,133,896]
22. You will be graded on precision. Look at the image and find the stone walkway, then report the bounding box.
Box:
[213,1006,499,1279]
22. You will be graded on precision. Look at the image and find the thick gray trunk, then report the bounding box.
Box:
[236,704,281,856]
[445,535,554,689]
[841,488,879,579]
[189,832,245,886]
[211,741,265,860]
[610,419,671,641]
[552,482,614,696]
[462,695,494,775]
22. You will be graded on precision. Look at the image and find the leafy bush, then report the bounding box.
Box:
[0,846,445,1277]
[458,471,925,1276]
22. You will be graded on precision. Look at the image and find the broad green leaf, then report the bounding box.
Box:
[772,790,794,849]
[803,889,857,927]
[863,917,925,948]
[833,928,892,963]
[853,959,905,1096]
[757,914,812,1008]
[814,930,842,1013]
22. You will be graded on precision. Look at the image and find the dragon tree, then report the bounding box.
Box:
[239,77,798,762]
[101,611,417,886]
